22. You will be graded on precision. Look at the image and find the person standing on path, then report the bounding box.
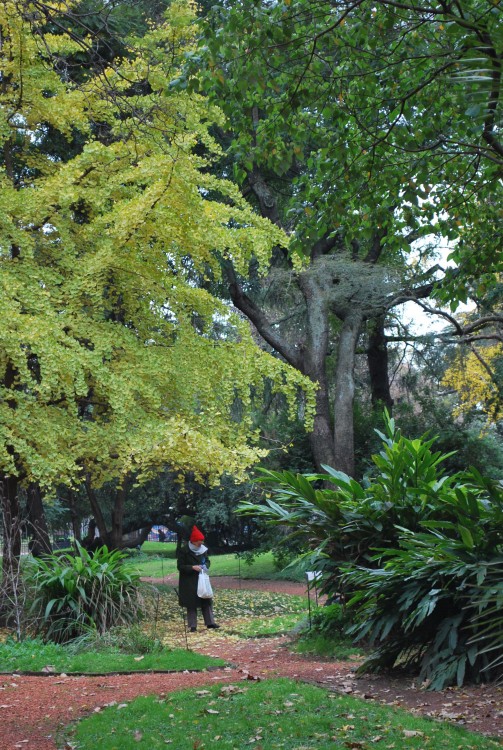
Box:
[176,525,220,632]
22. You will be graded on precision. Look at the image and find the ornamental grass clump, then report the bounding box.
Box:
[27,542,141,643]
[65,624,163,655]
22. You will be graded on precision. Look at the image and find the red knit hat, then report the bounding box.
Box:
[189,525,205,543]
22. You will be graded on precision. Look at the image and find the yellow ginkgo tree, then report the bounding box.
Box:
[442,343,503,424]
[0,0,315,584]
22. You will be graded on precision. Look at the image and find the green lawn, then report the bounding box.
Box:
[133,546,300,580]
[65,678,501,750]
[139,541,178,557]
[3,544,301,581]
[0,637,225,674]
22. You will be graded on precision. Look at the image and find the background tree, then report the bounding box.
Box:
[442,341,503,422]
[182,0,502,477]
[181,4,441,474]
[0,0,315,616]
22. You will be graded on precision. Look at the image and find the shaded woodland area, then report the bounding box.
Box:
[1,0,502,607]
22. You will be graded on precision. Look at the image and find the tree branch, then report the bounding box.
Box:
[223,261,302,369]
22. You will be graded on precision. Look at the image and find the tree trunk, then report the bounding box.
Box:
[67,490,82,542]
[83,517,98,548]
[84,474,109,542]
[367,315,393,411]
[298,272,338,471]
[0,475,21,625]
[110,476,130,548]
[84,475,133,550]
[333,313,363,477]
[26,484,52,557]
[0,353,23,624]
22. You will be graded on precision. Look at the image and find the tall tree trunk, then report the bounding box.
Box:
[333,313,363,477]
[110,476,130,548]
[0,355,23,623]
[226,261,338,471]
[367,315,393,411]
[84,517,98,548]
[84,474,109,542]
[0,475,21,625]
[66,490,82,542]
[298,273,338,471]
[26,483,52,557]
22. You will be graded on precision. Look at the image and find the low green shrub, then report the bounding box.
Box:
[293,603,358,659]
[0,636,62,671]
[342,465,503,689]
[294,632,361,660]
[26,542,141,643]
[345,537,503,689]
[307,602,351,636]
[468,569,503,679]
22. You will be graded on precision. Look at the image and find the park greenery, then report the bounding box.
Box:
[239,413,503,689]
[66,678,502,750]
[0,633,223,672]
[27,542,141,642]
[0,0,502,695]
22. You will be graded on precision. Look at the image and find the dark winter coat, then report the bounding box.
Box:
[176,543,212,609]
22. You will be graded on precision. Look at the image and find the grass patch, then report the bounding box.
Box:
[147,585,307,621]
[133,549,304,581]
[65,677,501,749]
[132,556,177,578]
[0,637,225,674]
[289,602,361,660]
[136,542,177,558]
[147,585,358,647]
[229,613,303,638]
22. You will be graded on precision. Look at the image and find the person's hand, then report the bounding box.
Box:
[192,565,202,572]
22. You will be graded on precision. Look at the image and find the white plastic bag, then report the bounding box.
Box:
[197,570,213,599]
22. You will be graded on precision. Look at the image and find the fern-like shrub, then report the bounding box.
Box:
[239,411,503,689]
[342,451,503,689]
[344,535,503,689]
[27,542,141,643]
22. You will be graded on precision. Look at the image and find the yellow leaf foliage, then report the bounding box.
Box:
[441,344,503,423]
[0,1,316,488]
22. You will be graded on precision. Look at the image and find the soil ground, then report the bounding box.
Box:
[0,575,501,749]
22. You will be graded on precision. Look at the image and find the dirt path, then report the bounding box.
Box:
[0,577,501,749]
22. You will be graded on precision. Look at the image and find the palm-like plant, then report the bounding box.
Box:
[239,412,503,688]
[27,542,141,643]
